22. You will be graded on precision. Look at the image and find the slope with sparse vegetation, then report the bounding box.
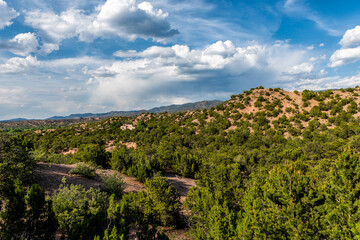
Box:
[3,86,360,239]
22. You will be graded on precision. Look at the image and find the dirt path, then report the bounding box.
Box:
[163,172,196,203]
[34,162,103,194]
[34,163,196,202]
[34,162,145,194]
[34,163,195,240]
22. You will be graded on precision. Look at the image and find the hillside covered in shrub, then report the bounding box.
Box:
[3,86,360,239]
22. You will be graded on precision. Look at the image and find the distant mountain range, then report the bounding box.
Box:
[3,100,223,122]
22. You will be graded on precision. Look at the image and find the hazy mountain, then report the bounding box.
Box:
[1,100,222,123]
[46,100,222,120]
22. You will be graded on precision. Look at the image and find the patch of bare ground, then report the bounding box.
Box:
[34,162,145,194]
[34,162,102,195]
[34,163,196,239]
[163,172,196,203]
[160,228,192,240]
[105,141,137,152]
[60,148,78,155]
[35,163,196,200]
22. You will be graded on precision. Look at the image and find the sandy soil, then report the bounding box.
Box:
[34,162,196,200]
[34,162,196,239]
[34,162,145,194]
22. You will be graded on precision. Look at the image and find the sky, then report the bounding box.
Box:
[1,0,360,120]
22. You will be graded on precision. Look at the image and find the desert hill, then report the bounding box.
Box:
[100,86,360,138]
[26,86,360,154]
[5,86,360,239]
[0,100,221,131]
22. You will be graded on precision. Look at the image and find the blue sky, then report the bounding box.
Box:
[1,0,360,120]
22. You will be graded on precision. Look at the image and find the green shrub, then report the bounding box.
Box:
[73,144,108,167]
[0,132,34,192]
[52,179,109,239]
[100,172,125,198]
[69,163,97,179]
[145,176,180,226]
[0,181,58,240]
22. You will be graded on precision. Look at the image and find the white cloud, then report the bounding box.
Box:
[0,0,19,29]
[319,69,327,76]
[86,40,312,110]
[0,88,24,106]
[329,26,360,67]
[287,73,360,91]
[83,0,178,41]
[306,45,314,50]
[0,55,111,119]
[309,54,326,62]
[25,9,91,53]
[0,32,39,56]
[287,62,314,75]
[319,43,324,47]
[339,26,360,48]
[24,0,178,53]
[0,55,40,73]
[114,50,139,58]
[329,46,360,67]
[0,39,323,119]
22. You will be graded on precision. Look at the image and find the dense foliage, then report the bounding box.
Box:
[4,86,360,238]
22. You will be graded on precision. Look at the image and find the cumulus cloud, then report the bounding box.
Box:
[0,0,19,29]
[330,47,360,67]
[287,62,314,75]
[339,26,360,48]
[25,9,91,53]
[0,55,40,74]
[330,26,360,67]
[285,73,360,91]
[85,0,178,41]
[24,0,178,53]
[0,32,39,56]
[86,40,312,110]
[0,40,324,119]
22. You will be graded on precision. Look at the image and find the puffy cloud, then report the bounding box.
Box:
[24,0,178,53]
[287,62,314,75]
[330,47,360,67]
[286,73,360,92]
[0,40,324,119]
[339,26,360,48]
[25,9,91,53]
[0,0,18,29]
[309,54,326,62]
[330,26,360,67]
[0,32,39,56]
[85,0,178,41]
[86,40,312,110]
[0,55,40,74]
